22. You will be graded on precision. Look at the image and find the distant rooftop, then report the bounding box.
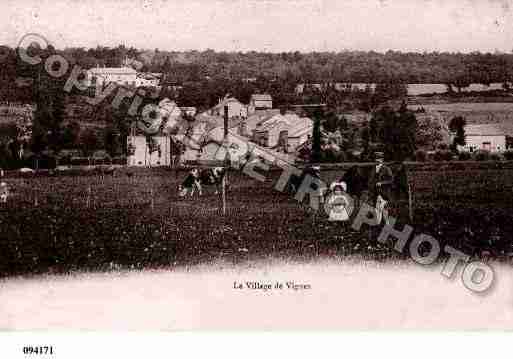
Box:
[251,94,272,101]
[465,124,505,136]
[89,66,137,74]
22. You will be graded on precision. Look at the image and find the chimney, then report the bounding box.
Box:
[224,105,229,138]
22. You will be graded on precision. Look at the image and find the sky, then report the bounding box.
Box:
[2,0,513,53]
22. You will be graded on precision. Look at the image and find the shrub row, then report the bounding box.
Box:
[414,149,513,162]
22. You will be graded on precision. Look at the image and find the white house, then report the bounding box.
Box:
[87,66,137,87]
[179,107,197,117]
[135,73,162,87]
[250,94,273,110]
[253,114,292,148]
[253,113,313,151]
[208,97,247,119]
[127,135,172,166]
[126,98,185,166]
[287,119,314,153]
[460,124,506,153]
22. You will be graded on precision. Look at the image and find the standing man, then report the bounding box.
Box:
[368,152,394,225]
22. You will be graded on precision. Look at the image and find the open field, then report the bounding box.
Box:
[408,102,513,135]
[0,169,392,278]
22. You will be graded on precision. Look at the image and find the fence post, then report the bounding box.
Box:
[150,188,154,210]
[87,185,91,208]
[408,182,414,222]
[222,175,226,216]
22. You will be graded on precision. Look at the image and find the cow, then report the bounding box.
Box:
[179,167,227,197]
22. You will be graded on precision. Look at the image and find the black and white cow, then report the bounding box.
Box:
[179,167,227,197]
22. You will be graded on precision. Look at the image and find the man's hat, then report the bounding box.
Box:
[330,181,347,192]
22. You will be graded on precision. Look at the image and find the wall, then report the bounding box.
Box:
[127,136,171,166]
[463,135,506,152]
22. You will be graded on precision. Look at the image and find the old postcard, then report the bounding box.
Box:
[0,1,512,345]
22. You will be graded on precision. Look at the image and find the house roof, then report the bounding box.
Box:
[89,67,137,75]
[255,114,291,132]
[137,73,161,80]
[195,113,243,131]
[289,124,313,138]
[464,124,505,136]
[213,97,243,110]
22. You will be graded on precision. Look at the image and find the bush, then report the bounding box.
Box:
[503,150,513,161]
[414,150,428,162]
[490,153,502,161]
[458,151,472,161]
[473,150,491,161]
[433,150,453,161]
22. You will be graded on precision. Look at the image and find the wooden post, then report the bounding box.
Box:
[87,185,91,208]
[222,175,226,216]
[150,188,154,210]
[222,105,228,216]
[408,182,414,222]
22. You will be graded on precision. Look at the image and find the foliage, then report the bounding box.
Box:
[415,113,449,150]
[371,104,417,161]
[79,129,101,157]
[458,151,472,161]
[414,149,428,162]
[432,150,453,161]
[449,116,466,148]
[311,111,322,163]
[503,150,513,161]
[473,150,491,161]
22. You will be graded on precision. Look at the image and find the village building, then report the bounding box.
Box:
[126,99,184,166]
[207,97,247,119]
[252,113,313,152]
[86,66,137,87]
[249,94,273,110]
[179,107,197,117]
[460,124,506,153]
[135,73,162,88]
[287,119,314,153]
[127,135,173,166]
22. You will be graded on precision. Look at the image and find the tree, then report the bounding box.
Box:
[104,126,123,157]
[373,105,417,161]
[62,121,81,149]
[449,116,466,150]
[416,114,449,150]
[311,110,322,163]
[79,129,101,165]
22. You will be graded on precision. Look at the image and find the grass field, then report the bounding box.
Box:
[1,166,512,278]
[0,169,396,278]
[408,102,513,135]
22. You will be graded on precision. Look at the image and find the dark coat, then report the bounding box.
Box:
[341,165,368,197]
[368,163,394,200]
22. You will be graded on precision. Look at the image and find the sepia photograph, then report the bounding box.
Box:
[0,0,512,347]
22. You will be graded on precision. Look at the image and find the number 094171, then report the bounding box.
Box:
[22,346,54,355]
